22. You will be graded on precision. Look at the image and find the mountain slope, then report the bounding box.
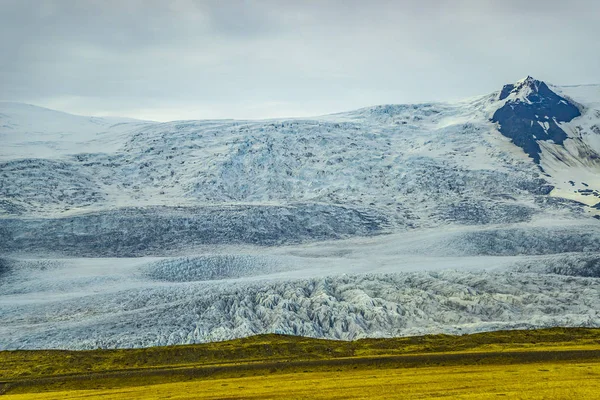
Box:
[1,81,593,222]
[0,102,152,160]
[541,84,600,206]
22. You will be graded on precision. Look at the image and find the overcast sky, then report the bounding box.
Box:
[1,0,599,121]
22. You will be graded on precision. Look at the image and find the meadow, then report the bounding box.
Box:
[1,328,600,399]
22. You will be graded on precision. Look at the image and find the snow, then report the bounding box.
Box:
[2,77,600,349]
[537,121,550,132]
[554,84,600,108]
[0,102,153,161]
[0,93,550,222]
[538,84,600,210]
[498,76,540,105]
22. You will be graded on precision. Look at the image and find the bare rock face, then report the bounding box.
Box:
[492,76,581,163]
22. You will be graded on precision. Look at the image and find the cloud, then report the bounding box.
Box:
[0,0,598,121]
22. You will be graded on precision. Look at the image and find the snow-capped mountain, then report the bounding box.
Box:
[492,77,600,207]
[1,77,600,349]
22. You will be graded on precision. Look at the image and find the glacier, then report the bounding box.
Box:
[1,77,600,349]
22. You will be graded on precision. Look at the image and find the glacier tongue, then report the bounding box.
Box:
[2,267,600,350]
[1,222,600,350]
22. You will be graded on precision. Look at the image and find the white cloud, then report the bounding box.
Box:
[0,0,598,120]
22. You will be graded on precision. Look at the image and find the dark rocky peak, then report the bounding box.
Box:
[492,76,581,163]
[499,76,538,100]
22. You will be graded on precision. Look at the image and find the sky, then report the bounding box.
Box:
[1,0,599,122]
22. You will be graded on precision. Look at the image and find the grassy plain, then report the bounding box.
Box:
[1,328,600,399]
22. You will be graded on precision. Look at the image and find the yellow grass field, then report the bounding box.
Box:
[4,362,600,400]
[2,328,600,399]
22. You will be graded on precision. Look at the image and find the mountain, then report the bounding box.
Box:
[493,76,581,163]
[492,78,600,207]
[1,77,600,349]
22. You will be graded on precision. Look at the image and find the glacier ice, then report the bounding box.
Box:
[1,78,600,349]
[1,260,600,350]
